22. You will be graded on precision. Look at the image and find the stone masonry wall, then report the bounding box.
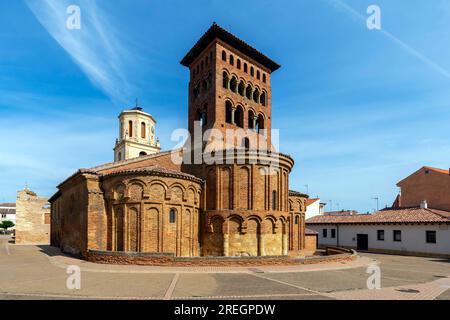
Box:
[15,189,50,244]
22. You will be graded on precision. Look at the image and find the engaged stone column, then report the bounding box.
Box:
[252,116,257,130]
[223,233,229,257]
[282,233,288,256]
[258,233,265,256]
[231,108,236,125]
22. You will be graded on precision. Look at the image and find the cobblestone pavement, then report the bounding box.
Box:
[2,236,450,300]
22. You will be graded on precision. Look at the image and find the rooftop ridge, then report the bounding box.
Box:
[90,149,177,172]
[180,23,281,72]
[100,165,203,184]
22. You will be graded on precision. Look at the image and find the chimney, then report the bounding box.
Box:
[420,200,428,209]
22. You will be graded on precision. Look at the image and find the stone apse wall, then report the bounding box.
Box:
[102,174,202,257]
[51,170,203,258]
[15,189,50,244]
[200,152,307,257]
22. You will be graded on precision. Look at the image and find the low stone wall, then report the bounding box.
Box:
[320,244,450,259]
[87,248,357,266]
[326,246,354,255]
[297,247,357,265]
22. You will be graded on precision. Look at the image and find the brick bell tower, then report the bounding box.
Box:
[180,23,280,153]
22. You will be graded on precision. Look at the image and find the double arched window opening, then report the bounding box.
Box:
[226,101,264,132]
[222,71,267,106]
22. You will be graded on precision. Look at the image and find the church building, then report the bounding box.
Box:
[49,23,312,261]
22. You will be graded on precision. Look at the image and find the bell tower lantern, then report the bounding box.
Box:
[113,106,161,161]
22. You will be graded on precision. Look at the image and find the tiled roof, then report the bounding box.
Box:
[180,23,281,72]
[101,165,202,183]
[305,228,318,235]
[90,150,175,173]
[306,199,319,206]
[324,210,359,216]
[306,207,450,224]
[424,166,449,175]
[0,203,15,208]
[289,190,309,198]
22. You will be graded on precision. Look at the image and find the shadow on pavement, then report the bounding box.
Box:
[37,245,65,257]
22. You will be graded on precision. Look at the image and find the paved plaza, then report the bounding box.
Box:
[2,235,450,300]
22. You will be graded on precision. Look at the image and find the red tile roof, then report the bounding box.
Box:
[101,165,202,183]
[306,199,319,206]
[180,23,281,72]
[424,166,450,175]
[0,203,15,207]
[305,228,318,235]
[306,207,450,224]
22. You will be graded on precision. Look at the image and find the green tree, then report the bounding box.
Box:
[0,220,14,232]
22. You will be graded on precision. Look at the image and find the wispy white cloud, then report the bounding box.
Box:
[25,0,137,104]
[328,0,450,80]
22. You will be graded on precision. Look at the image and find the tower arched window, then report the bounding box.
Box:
[128,120,133,137]
[229,76,237,92]
[244,63,248,73]
[260,91,266,106]
[237,59,241,69]
[250,67,254,77]
[223,72,229,89]
[169,208,176,223]
[256,114,265,133]
[243,137,250,150]
[193,83,200,99]
[238,80,245,96]
[197,108,207,127]
[253,88,260,103]
[229,55,234,66]
[263,74,267,83]
[246,84,252,100]
[225,101,233,124]
[235,106,244,128]
[141,122,146,139]
[272,191,277,210]
[257,70,260,80]
[222,50,226,61]
[139,151,147,157]
[248,110,255,129]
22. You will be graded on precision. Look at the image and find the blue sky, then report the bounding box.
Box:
[1,0,450,212]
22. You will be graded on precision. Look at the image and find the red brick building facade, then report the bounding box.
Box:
[395,166,450,211]
[50,24,312,261]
